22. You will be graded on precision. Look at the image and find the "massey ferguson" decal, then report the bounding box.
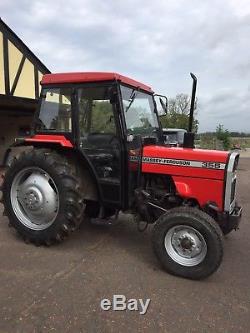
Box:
[130,156,226,170]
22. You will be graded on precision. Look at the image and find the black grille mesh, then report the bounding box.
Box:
[231,178,236,203]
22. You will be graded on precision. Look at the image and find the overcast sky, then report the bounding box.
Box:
[1,0,250,132]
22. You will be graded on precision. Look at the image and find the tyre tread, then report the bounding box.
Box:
[152,207,224,279]
[2,148,85,245]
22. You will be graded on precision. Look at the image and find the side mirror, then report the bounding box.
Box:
[160,97,168,115]
[154,94,168,116]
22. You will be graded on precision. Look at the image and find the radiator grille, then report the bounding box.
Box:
[230,178,236,204]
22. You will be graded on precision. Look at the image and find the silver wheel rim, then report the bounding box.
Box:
[164,225,207,267]
[10,167,59,230]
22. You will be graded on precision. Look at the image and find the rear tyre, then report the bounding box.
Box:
[2,148,85,245]
[152,207,223,280]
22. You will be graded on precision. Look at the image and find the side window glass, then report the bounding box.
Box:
[78,87,116,137]
[91,101,116,133]
[38,88,72,132]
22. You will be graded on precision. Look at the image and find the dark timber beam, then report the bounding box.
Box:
[0,18,50,75]
[34,67,39,99]
[10,55,26,95]
[3,35,10,95]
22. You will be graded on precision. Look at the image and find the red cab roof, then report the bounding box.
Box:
[41,72,153,93]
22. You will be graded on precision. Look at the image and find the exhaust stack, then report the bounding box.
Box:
[183,73,197,148]
[188,73,197,132]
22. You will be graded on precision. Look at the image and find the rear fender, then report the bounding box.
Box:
[3,145,33,166]
[4,142,100,202]
[70,149,100,201]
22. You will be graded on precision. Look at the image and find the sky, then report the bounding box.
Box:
[1,0,250,132]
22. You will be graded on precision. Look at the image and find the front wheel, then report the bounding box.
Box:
[152,207,223,280]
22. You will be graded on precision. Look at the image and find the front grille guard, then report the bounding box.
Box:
[224,151,240,213]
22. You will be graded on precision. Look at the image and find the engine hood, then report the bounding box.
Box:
[142,145,230,180]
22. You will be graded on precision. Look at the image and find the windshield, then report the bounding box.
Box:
[120,85,159,137]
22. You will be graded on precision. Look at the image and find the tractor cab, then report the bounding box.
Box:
[33,72,163,209]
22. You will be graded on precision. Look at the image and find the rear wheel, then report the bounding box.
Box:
[152,207,223,279]
[2,148,85,245]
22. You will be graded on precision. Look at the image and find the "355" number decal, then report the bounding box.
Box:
[202,162,222,169]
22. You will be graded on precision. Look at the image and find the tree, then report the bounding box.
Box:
[216,124,231,150]
[160,94,199,133]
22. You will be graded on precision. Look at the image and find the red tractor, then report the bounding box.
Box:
[1,72,242,279]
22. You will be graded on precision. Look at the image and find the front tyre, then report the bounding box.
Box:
[2,149,85,245]
[152,207,223,280]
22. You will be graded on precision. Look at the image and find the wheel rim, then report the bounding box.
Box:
[10,167,59,230]
[164,225,207,267]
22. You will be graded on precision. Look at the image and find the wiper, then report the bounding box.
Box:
[125,89,139,113]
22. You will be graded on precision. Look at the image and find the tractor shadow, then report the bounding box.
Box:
[0,203,155,270]
[68,214,159,268]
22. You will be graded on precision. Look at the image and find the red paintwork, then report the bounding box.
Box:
[144,146,229,162]
[25,135,73,147]
[25,136,228,210]
[41,72,153,93]
[142,145,229,211]
[172,176,224,210]
[142,146,228,180]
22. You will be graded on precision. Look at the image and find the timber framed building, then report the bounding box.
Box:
[0,18,50,164]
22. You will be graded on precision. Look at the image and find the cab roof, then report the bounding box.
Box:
[41,72,153,93]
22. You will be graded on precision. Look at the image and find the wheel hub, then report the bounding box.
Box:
[11,167,59,231]
[165,225,207,267]
[23,187,43,210]
[180,236,194,250]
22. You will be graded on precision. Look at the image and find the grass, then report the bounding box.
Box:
[196,136,250,150]
[231,137,250,149]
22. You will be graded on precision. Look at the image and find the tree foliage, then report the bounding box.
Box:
[160,94,199,133]
[216,124,231,150]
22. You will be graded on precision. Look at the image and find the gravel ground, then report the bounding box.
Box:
[0,158,249,333]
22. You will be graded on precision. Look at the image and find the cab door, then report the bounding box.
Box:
[120,85,159,207]
[77,85,123,206]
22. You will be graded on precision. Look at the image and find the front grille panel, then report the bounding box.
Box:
[230,178,236,204]
[224,151,240,212]
[233,155,239,172]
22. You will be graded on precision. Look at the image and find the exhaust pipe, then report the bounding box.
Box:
[183,73,197,148]
[188,72,197,132]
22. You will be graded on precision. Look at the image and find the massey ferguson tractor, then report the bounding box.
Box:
[1,72,242,279]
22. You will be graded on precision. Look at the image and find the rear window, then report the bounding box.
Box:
[37,88,72,132]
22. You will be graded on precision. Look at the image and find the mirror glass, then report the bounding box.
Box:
[154,95,168,116]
